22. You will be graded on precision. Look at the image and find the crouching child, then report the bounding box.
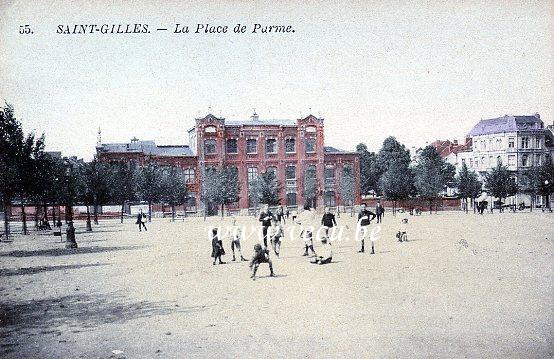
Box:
[249,243,275,280]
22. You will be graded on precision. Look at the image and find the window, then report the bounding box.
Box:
[521,155,528,167]
[508,155,516,166]
[521,137,530,149]
[481,157,485,167]
[286,192,297,206]
[495,138,502,150]
[489,156,493,166]
[266,166,277,177]
[305,126,317,133]
[247,167,258,183]
[226,139,238,153]
[246,139,257,154]
[496,156,502,165]
[204,139,216,154]
[184,168,195,183]
[508,137,515,148]
[204,126,216,133]
[265,138,277,154]
[461,159,466,166]
[325,165,335,179]
[535,138,541,149]
[305,137,316,153]
[285,165,296,179]
[536,154,542,166]
[469,159,473,168]
[324,191,336,207]
[285,138,296,153]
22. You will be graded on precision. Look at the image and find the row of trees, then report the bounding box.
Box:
[358,136,554,213]
[1,103,193,242]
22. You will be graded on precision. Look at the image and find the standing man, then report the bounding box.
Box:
[357,203,376,253]
[136,209,147,232]
[375,200,384,224]
[321,206,337,238]
[258,204,274,247]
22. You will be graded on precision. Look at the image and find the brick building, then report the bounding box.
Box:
[97,113,361,213]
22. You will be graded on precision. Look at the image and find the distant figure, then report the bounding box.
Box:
[285,208,290,220]
[211,228,225,265]
[375,200,384,223]
[396,217,408,242]
[357,203,376,253]
[296,204,316,257]
[276,205,286,224]
[230,225,246,262]
[270,220,283,257]
[258,204,274,247]
[136,210,147,231]
[249,243,274,280]
[321,206,337,238]
[311,236,333,265]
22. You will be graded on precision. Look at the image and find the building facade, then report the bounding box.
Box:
[97,113,361,213]
[435,113,553,207]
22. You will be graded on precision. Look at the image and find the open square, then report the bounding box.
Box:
[1,212,552,358]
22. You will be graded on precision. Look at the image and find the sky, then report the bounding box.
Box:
[1,0,552,160]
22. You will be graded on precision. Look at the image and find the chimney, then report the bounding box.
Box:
[453,139,458,146]
[251,110,259,121]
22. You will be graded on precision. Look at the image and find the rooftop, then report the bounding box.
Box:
[97,139,194,156]
[468,114,543,137]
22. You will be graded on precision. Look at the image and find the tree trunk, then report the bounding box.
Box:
[2,201,10,241]
[172,204,176,222]
[52,204,57,225]
[148,201,152,222]
[221,203,225,219]
[120,202,125,224]
[20,200,28,235]
[86,205,92,232]
[43,201,49,222]
[93,204,99,224]
[429,199,432,214]
[34,204,40,229]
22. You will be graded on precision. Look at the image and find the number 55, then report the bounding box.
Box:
[19,25,31,34]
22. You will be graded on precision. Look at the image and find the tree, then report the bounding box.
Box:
[356,143,381,195]
[303,165,317,208]
[455,162,483,213]
[82,158,113,224]
[203,166,241,217]
[110,161,137,223]
[484,161,517,212]
[160,166,189,221]
[341,164,356,216]
[414,145,456,213]
[379,159,414,214]
[250,169,281,208]
[376,136,411,172]
[538,160,554,210]
[518,165,541,212]
[1,104,22,238]
[135,161,162,222]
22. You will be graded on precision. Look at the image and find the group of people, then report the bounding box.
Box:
[210,201,391,280]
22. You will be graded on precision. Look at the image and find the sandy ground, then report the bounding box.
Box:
[0,211,552,358]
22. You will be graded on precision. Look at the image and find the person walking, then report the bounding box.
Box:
[258,204,274,247]
[357,203,376,253]
[136,209,147,231]
[211,228,226,265]
[375,200,384,224]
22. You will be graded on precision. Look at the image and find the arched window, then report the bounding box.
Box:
[204,139,216,154]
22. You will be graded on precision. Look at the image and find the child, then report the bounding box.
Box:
[211,228,226,265]
[300,229,316,257]
[396,217,408,242]
[270,220,284,257]
[249,243,274,280]
[230,226,247,262]
[311,237,333,265]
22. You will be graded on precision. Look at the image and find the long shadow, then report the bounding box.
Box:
[0,293,209,349]
[0,263,110,277]
[1,245,144,258]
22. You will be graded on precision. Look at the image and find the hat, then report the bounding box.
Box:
[254,243,262,250]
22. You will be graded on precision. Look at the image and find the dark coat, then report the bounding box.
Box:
[358,209,376,226]
[211,236,225,257]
